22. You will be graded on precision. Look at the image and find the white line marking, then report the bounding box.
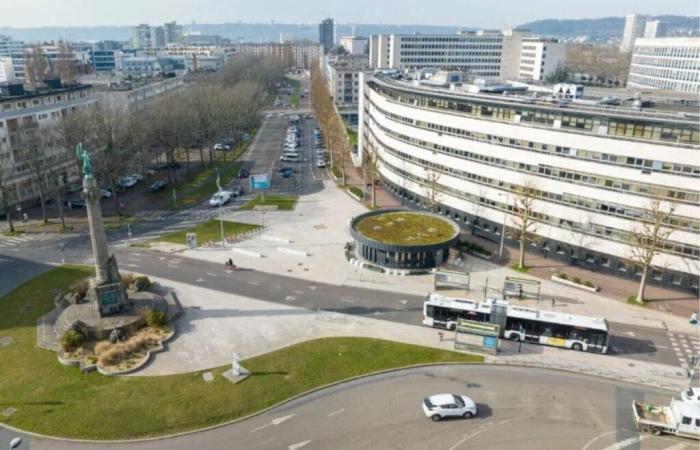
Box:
[600,435,649,450]
[328,408,345,417]
[206,272,217,277]
[288,440,311,450]
[292,290,304,295]
[308,285,317,290]
[247,281,260,286]
[196,278,205,282]
[285,295,296,301]
[339,298,355,303]
[397,299,408,305]
[659,443,690,450]
[254,437,277,447]
[448,418,522,450]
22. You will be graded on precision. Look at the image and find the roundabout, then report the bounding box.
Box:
[350,209,460,271]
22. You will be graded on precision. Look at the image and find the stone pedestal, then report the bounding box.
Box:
[83,176,128,316]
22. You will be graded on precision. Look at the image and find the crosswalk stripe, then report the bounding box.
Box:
[601,435,649,450]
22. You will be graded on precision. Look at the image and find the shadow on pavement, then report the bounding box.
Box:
[0,254,56,298]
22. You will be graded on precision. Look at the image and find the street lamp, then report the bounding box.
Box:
[215,168,225,249]
[9,437,22,449]
[497,192,510,259]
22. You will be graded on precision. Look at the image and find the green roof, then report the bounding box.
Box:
[355,212,456,246]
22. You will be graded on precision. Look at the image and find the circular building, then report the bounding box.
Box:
[350,209,460,271]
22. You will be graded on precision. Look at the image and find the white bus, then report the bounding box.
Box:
[423,293,609,354]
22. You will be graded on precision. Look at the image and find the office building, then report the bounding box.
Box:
[368,30,565,81]
[340,36,368,55]
[119,55,185,77]
[92,49,122,73]
[319,18,334,52]
[627,37,700,94]
[0,35,25,79]
[164,21,183,44]
[0,57,14,82]
[644,20,668,38]
[620,14,646,52]
[0,80,98,204]
[150,26,166,48]
[280,33,295,44]
[518,37,568,81]
[357,72,700,290]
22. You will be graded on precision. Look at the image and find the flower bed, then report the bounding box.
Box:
[551,273,600,292]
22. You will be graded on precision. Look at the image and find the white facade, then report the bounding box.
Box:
[627,37,700,94]
[358,73,700,289]
[620,14,646,53]
[518,38,567,81]
[340,36,368,55]
[0,35,25,79]
[644,21,668,38]
[0,57,14,82]
[131,24,152,49]
[232,43,321,69]
[368,30,564,81]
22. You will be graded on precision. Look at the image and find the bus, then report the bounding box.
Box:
[423,293,609,354]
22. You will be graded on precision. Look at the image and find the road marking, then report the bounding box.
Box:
[600,435,649,450]
[250,414,295,433]
[373,311,385,316]
[308,285,317,290]
[122,263,140,268]
[254,437,277,447]
[327,408,345,417]
[293,290,304,295]
[448,418,522,450]
[397,299,408,305]
[285,295,296,301]
[205,272,217,277]
[339,298,355,303]
[196,278,205,282]
[247,281,260,286]
[623,331,635,337]
[653,345,669,349]
[288,440,311,450]
[167,264,178,269]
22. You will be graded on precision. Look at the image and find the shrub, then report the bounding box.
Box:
[98,345,126,366]
[573,276,582,284]
[60,329,86,352]
[69,279,89,299]
[584,280,594,288]
[557,272,568,280]
[132,276,152,292]
[146,309,167,328]
[94,341,112,355]
[120,272,134,290]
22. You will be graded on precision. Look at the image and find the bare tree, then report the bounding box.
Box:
[52,40,78,84]
[628,200,676,304]
[14,122,53,223]
[24,45,49,89]
[0,152,16,233]
[363,143,380,208]
[422,167,442,213]
[54,108,93,176]
[509,182,539,270]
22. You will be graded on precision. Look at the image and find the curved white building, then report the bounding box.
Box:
[357,73,700,291]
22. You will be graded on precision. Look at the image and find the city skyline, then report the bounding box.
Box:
[1,0,697,29]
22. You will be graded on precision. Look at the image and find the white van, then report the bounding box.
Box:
[281,154,301,162]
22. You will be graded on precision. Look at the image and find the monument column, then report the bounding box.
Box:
[83,176,110,284]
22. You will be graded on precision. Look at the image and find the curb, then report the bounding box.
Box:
[0,357,678,444]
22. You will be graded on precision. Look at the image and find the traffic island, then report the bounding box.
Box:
[349,209,460,274]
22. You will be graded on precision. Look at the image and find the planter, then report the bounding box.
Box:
[550,275,600,292]
[346,188,363,202]
[468,250,493,260]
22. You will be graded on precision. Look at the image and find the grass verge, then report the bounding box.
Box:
[158,219,261,244]
[240,195,298,211]
[0,265,482,439]
[511,264,530,273]
[347,127,358,148]
[626,295,649,307]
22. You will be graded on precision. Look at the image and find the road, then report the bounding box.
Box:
[8,365,694,450]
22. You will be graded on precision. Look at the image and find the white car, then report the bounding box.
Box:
[120,176,138,188]
[281,154,301,162]
[209,191,231,207]
[316,159,326,168]
[100,189,112,198]
[128,173,144,181]
[422,394,477,422]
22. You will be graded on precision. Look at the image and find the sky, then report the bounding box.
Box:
[0,0,697,28]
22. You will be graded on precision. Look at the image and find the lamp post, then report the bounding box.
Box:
[497,192,510,259]
[215,168,225,249]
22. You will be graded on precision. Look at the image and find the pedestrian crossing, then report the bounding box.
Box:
[0,235,32,249]
[667,331,700,370]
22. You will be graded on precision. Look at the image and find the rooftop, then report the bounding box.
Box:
[354,211,458,246]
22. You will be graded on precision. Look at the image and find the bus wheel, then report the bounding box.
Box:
[510,334,520,341]
[651,426,662,436]
[571,343,583,351]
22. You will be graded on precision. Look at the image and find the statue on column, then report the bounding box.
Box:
[76,143,93,179]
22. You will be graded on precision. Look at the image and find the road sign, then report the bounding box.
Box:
[250,174,270,190]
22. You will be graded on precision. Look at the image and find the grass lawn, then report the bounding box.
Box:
[158,219,261,245]
[510,264,530,273]
[287,77,300,108]
[347,127,358,148]
[239,194,298,211]
[171,160,243,209]
[0,265,482,439]
[356,211,457,246]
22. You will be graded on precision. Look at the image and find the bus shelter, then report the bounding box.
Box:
[434,269,471,291]
[502,276,541,300]
[454,319,500,355]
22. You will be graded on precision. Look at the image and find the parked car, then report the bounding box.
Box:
[281,154,301,162]
[100,189,113,198]
[120,176,138,188]
[230,185,243,197]
[209,191,231,207]
[278,166,294,174]
[316,159,326,168]
[128,173,144,181]
[65,198,86,209]
[65,184,82,194]
[237,168,250,178]
[214,143,231,151]
[422,394,477,422]
[148,180,168,192]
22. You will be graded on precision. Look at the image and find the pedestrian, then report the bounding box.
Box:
[551,298,556,308]
[690,312,698,325]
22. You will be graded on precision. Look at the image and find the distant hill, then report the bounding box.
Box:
[520,15,699,39]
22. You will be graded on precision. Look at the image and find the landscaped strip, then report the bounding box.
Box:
[157,219,261,245]
[0,265,482,439]
[239,194,298,211]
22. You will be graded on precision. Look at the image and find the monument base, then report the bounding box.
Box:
[87,255,129,316]
[222,367,251,384]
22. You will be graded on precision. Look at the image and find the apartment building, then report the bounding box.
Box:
[644,20,668,38]
[340,36,368,55]
[0,35,25,79]
[324,54,370,125]
[358,73,700,290]
[620,14,646,53]
[319,18,334,52]
[368,29,565,81]
[627,37,700,94]
[0,80,98,204]
[232,43,322,69]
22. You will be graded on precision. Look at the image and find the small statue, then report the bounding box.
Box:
[109,327,121,344]
[75,143,93,179]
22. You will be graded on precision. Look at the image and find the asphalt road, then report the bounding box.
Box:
[10,365,694,450]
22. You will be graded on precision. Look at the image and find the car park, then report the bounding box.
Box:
[209,191,231,207]
[422,394,477,422]
[120,176,138,188]
[283,151,300,158]
[128,173,144,181]
[148,180,168,192]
